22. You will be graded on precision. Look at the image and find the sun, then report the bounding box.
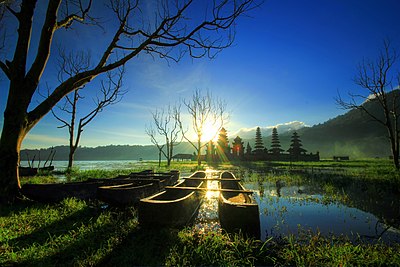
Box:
[201,120,220,142]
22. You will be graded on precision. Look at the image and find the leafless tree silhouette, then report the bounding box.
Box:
[337,40,400,169]
[0,0,259,202]
[146,104,181,167]
[177,89,228,166]
[52,49,125,170]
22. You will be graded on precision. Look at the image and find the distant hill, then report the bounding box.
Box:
[21,91,398,160]
[21,143,196,161]
[255,92,396,158]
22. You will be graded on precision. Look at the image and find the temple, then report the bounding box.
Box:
[204,127,319,162]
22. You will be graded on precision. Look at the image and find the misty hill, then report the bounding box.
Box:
[254,93,395,158]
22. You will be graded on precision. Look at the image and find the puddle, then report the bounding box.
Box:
[245,180,400,244]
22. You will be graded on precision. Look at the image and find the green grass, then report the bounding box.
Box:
[3,159,399,266]
[2,198,398,266]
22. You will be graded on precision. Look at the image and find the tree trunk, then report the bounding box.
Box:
[167,144,173,167]
[67,148,75,170]
[389,133,400,170]
[197,139,202,166]
[158,149,162,167]
[0,116,27,203]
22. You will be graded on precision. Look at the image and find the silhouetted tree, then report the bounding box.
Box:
[178,89,227,166]
[146,104,181,167]
[287,132,306,160]
[337,40,400,170]
[206,140,216,162]
[246,142,252,155]
[0,0,258,202]
[52,52,125,171]
[254,127,264,154]
[270,127,284,155]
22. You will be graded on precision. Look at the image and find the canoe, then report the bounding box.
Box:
[20,170,179,203]
[19,166,55,176]
[218,171,260,238]
[20,179,136,202]
[113,170,179,186]
[97,179,162,206]
[96,172,180,206]
[138,171,207,227]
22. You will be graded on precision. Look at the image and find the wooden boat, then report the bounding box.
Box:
[19,166,55,176]
[21,170,179,203]
[97,172,180,206]
[96,180,162,206]
[138,171,207,227]
[218,171,260,238]
[20,179,135,202]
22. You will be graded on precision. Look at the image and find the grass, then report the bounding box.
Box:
[2,198,398,266]
[3,159,399,266]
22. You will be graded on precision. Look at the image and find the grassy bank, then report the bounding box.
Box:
[1,198,399,266]
[2,159,399,266]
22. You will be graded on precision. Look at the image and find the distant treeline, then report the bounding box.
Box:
[20,144,195,161]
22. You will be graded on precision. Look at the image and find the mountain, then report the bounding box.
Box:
[290,104,389,158]
[238,91,399,158]
[230,121,307,140]
[271,94,396,158]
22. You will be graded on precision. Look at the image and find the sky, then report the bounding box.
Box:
[1,0,400,148]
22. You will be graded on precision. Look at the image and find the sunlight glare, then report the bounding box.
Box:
[201,120,220,142]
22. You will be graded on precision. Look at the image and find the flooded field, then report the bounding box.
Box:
[240,170,400,244]
[252,182,400,243]
[191,167,400,244]
[20,160,147,171]
[22,160,400,243]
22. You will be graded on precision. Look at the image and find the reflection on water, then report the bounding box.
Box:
[20,160,149,171]
[193,170,221,234]
[244,178,400,244]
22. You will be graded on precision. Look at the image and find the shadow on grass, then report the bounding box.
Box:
[4,200,180,266]
[0,197,43,217]
[7,206,100,251]
[99,226,180,266]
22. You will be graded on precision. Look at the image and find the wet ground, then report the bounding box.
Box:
[193,168,400,244]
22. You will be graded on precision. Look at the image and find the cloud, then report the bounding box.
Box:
[230,121,308,139]
[134,58,210,96]
[22,134,67,149]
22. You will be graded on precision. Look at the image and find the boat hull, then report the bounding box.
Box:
[21,171,179,203]
[139,171,206,227]
[21,179,133,202]
[218,172,260,238]
[19,166,55,176]
[97,180,161,206]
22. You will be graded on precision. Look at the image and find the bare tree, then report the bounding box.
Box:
[52,65,125,171]
[145,126,165,167]
[146,104,181,167]
[337,40,400,170]
[0,0,259,202]
[178,89,227,166]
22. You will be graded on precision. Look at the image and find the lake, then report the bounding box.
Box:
[20,160,150,171]
[194,168,400,244]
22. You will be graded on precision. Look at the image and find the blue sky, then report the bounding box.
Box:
[1,0,400,148]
